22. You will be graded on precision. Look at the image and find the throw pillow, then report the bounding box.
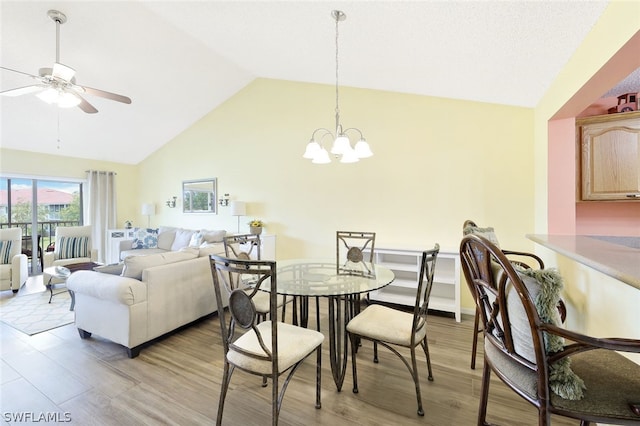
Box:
[57,236,89,259]
[507,267,586,400]
[189,231,204,248]
[132,228,159,249]
[171,229,194,251]
[463,223,501,248]
[0,240,12,264]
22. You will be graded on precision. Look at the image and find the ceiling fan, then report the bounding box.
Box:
[0,9,131,114]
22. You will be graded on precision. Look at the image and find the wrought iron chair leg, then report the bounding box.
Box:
[411,347,424,416]
[217,363,233,426]
[471,308,480,369]
[350,334,359,394]
[373,342,379,363]
[422,338,433,381]
[316,345,322,408]
[478,357,491,426]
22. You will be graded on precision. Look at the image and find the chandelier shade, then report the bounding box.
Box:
[303,10,373,164]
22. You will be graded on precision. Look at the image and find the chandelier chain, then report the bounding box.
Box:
[334,13,340,133]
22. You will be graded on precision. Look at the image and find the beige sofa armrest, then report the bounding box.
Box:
[67,271,147,306]
[11,253,28,289]
[43,251,55,268]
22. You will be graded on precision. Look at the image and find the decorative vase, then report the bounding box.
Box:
[250,226,263,235]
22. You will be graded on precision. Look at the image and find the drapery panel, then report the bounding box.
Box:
[86,170,116,264]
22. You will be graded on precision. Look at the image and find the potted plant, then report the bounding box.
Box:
[248,219,264,235]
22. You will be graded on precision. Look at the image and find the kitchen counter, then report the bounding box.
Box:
[526,234,640,290]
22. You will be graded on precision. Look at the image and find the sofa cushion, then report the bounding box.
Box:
[201,229,226,243]
[57,236,89,259]
[121,250,198,280]
[132,228,159,249]
[197,242,226,257]
[120,248,167,260]
[0,240,12,264]
[171,229,194,251]
[157,227,177,250]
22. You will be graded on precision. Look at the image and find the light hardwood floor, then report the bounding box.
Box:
[0,276,577,425]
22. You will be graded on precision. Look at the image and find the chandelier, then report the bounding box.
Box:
[303,10,373,164]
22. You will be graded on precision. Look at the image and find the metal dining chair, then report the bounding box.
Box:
[346,244,440,416]
[209,255,324,426]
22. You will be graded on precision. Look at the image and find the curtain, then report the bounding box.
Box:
[86,170,117,264]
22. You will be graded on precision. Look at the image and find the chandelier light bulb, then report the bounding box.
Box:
[302,10,373,165]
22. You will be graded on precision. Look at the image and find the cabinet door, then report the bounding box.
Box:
[580,115,640,200]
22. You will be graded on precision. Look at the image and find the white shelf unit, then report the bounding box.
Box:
[367,247,461,322]
[106,228,136,264]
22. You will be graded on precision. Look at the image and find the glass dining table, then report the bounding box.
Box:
[269,258,395,391]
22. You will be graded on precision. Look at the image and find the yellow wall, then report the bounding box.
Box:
[533,1,640,346]
[139,78,535,312]
[0,148,139,227]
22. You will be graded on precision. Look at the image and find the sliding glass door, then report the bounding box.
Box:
[0,177,84,274]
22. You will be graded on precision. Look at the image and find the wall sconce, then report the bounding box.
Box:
[166,196,177,208]
[219,193,230,206]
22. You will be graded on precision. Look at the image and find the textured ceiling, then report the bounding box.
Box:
[1,0,634,165]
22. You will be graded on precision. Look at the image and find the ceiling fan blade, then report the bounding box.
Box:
[1,84,46,97]
[80,85,132,104]
[1,66,40,79]
[52,63,76,81]
[76,94,98,114]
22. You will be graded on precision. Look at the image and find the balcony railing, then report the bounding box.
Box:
[0,220,81,273]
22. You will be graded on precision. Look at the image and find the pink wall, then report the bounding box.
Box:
[547,31,640,236]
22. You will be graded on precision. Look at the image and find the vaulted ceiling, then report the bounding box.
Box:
[2,1,634,165]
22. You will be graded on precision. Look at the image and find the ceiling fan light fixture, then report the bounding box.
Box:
[37,87,80,108]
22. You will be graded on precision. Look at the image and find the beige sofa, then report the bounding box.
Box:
[118,227,226,261]
[67,246,227,358]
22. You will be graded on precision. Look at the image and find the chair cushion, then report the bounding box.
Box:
[57,236,89,259]
[505,267,585,400]
[487,343,640,421]
[227,321,324,375]
[0,240,12,264]
[131,228,159,249]
[346,304,426,347]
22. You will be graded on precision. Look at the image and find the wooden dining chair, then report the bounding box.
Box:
[209,255,324,426]
[462,220,549,369]
[346,244,440,416]
[460,233,640,426]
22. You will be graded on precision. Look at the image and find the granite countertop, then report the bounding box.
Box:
[526,234,640,290]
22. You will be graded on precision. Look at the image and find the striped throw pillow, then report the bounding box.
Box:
[57,236,89,260]
[0,240,12,264]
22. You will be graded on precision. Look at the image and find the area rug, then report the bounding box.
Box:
[0,290,74,335]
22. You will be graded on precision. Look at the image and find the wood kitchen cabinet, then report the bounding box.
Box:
[577,111,640,201]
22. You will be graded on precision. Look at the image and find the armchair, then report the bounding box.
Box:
[0,228,28,293]
[460,233,640,425]
[44,226,98,284]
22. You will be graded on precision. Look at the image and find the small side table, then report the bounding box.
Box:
[42,266,71,306]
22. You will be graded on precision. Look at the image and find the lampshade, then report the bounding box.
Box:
[230,201,246,216]
[141,203,155,216]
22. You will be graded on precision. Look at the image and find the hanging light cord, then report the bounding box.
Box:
[334,12,341,134]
